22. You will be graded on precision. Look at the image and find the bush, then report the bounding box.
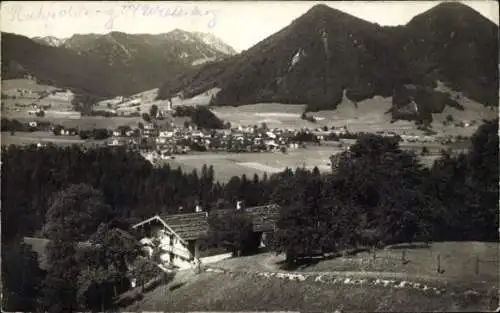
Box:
[1,118,28,132]
[92,129,110,140]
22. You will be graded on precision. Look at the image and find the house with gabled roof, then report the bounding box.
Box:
[131,203,281,270]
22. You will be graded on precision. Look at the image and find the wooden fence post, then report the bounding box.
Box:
[475,256,479,275]
[437,254,441,273]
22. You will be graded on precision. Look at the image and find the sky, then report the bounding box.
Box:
[1,1,498,52]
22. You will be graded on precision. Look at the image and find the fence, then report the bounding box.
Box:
[363,246,499,278]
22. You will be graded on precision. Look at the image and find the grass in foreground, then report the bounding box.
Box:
[215,242,498,286]
[123,270,497,312]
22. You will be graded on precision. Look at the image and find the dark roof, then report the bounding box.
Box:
[200,204,281,232]
[160,212,210,241]
[152,204,281,241]
[244,204,281,232]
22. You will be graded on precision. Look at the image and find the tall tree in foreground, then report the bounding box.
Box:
[41,184,113,312]
[467,118,499,191]
[274,174,332,266]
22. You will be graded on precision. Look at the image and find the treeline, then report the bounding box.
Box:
[1,145,263,243]
[173,105,230,129]
[1,118,50,132]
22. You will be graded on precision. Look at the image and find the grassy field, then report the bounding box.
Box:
[123,262,497,312]
[160,146,337,182]
[159,142,450,183]
[210,93,496,137]
[122,242,498,311]
[214,242,499,288]
[0,131,105,147]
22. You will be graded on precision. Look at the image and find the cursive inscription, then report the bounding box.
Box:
[6,3,218,30]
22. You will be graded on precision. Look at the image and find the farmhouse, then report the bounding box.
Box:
[132,203,281,270]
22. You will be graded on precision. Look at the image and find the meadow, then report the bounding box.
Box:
[123,241,499,312]
[160,146,337,182]
[213,242,499,290]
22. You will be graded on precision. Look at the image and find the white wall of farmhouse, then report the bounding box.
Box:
[136,219,195,270]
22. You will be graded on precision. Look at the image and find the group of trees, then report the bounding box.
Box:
[1,118,50,133]
[2,183,158,312]
[172,105,229,129]
[273,120,498,264]
[1,119,497,310]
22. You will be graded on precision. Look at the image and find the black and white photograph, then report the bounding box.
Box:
[0,0,499,312]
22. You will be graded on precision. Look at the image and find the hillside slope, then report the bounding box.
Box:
[3,30,237,99]
[123,270,496,312]
[1,33,134,97]
[157,3,498,118]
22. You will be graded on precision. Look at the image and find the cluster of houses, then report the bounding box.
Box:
[106,123,339,158]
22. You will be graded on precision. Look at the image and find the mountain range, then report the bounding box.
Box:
[2,2,497,123]
[2,29,237,98]
[157,2,498,121]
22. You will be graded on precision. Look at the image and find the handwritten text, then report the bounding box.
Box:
[6,3,218,30]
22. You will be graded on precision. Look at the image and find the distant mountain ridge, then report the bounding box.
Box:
[157,2,498,121]
[3,29,237,98]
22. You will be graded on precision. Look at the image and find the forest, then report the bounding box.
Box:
[1,119,498,312]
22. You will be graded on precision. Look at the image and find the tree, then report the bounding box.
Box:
[421,146,429,156]
[43,184,112,241]
[334,134,429,244]
[142,113,151,123]
[273,175,331,266]
[131,257,163,293]
[41,240,81,313]
[89,223,141,275]
[398,210,420,244]
[208,211,256,256]
[2,242,45,312]
[41,185,113,312]
[77,265,120,312]
[467,119,498,190]
[149,105,158,118]
[191,107,224,129]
